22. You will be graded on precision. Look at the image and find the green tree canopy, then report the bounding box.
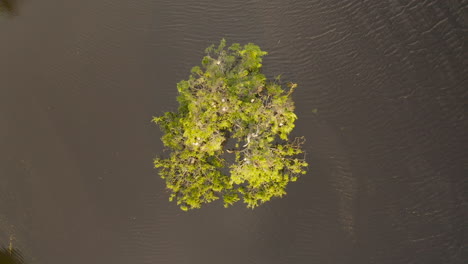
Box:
[153,39,307,211]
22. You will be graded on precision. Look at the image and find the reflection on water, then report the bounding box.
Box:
[0,247,25,264]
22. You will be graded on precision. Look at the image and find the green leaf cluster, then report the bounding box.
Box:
[153,39,308,211]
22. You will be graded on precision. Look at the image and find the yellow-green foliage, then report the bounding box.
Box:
[153,39,307,211]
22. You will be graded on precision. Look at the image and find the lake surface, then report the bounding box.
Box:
[0,0,467,263]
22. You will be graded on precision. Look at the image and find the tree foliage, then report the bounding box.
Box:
[153,39,307,211]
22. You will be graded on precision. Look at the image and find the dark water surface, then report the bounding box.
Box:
[1,0,467,263]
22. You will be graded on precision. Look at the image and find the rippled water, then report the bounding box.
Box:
[1,0,467,263]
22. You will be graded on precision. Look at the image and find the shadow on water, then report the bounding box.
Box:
[0,247,25,264]
[0,0,18,15]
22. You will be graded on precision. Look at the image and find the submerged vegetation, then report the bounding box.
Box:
[0,247,24,264]
[153,39,307,211]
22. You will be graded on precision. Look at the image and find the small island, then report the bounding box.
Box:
[154,39,307,211]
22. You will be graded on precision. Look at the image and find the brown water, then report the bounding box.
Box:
[1,0,467,263]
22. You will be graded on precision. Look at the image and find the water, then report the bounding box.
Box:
[0,0,467,263]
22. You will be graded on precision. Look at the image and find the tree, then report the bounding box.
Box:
[153,39,307,211]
